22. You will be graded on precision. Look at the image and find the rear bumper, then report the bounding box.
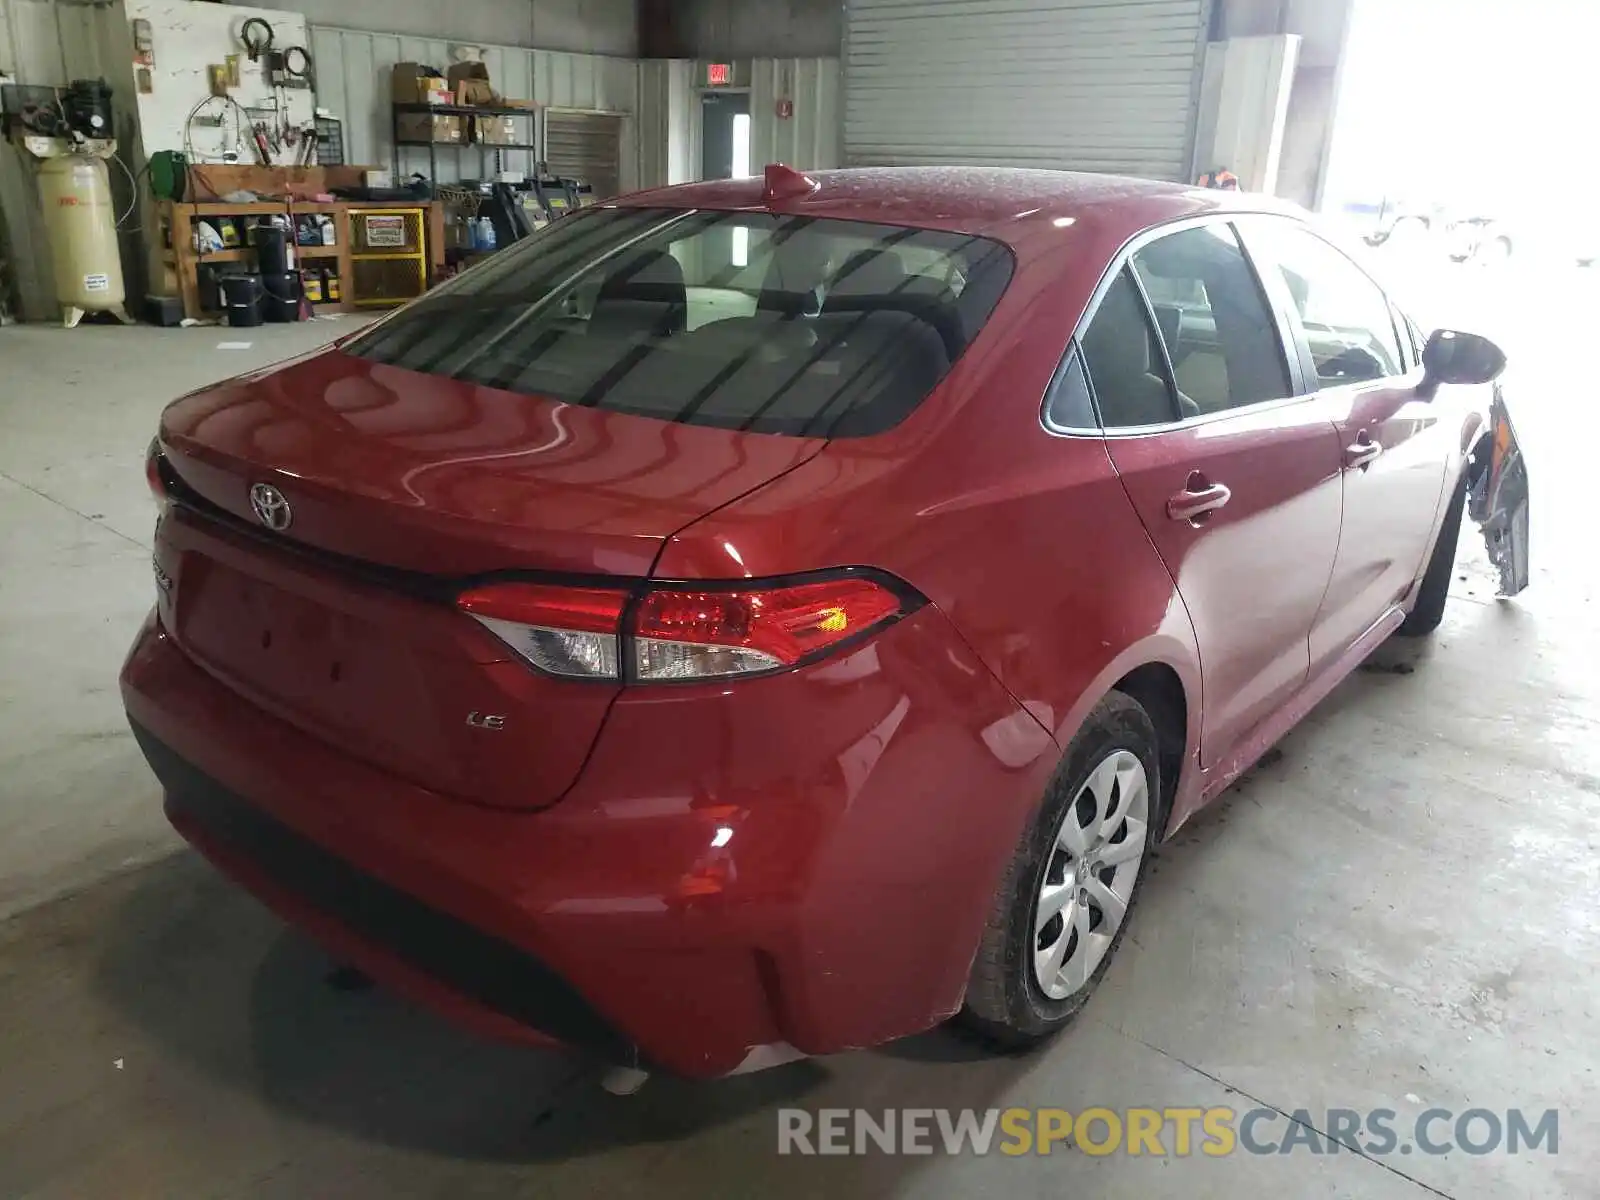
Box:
[121,606,1056,1077]
[135,723,631,1058]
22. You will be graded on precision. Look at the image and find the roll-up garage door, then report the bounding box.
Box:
[545,111,625,201]
[845,0,1211,181]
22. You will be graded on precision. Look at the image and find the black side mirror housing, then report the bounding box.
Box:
[1422,329,1507,389]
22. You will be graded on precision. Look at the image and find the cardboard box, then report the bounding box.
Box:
[501,98,538,111]
[392,62,448,104]
[448,61,499,106]
[474,116,519,146]
[447,61,490,88]
[396,113,464,145]
[422,87,454,107]
[456,79,497,107]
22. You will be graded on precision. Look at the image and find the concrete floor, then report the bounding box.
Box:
[0,268,1596,1197]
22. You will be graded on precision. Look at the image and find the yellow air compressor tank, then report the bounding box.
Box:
[36,151,128,328]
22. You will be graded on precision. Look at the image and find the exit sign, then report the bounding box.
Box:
[707,63,731,86]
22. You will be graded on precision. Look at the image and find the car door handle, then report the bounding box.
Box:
[1345,433,1383,470]
[1166,473,1232,524]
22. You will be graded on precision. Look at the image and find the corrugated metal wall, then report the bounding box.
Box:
[844,0,1213,181]
[750,57,839,174]
[248,0,639,57]
[1,0,132,321]
[308,24,640,189]
[635,58,678,188]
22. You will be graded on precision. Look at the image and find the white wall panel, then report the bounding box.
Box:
[1194,34,1299,192]
[233,0,638,57]
[309,24,638,190]
[751,57,839,175]
[126,0,313,163]
[635,58,679,188]
[844,0,1213,181]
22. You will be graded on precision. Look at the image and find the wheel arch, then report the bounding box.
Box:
[1110,662,1188,836]
[1044,632,1202,845]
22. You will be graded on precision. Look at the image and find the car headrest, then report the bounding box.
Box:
[593,249,687,335]
[828,249,909,299]
[759,236,830,317]
[1083,278,1155,382]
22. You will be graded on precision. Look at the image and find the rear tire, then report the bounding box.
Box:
[1398,477,1466,637]
[958,692,1162,1050]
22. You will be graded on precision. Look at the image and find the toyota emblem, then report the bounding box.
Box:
[249,482,293,531]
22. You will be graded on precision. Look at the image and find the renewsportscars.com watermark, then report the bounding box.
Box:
[777,1107,1560,1158]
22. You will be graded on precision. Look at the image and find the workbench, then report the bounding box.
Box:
[157,166,447,321]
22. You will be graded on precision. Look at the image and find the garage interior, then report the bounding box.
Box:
[0,0,1594,1196]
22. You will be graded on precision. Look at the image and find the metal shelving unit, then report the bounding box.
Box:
[391,103,538,180]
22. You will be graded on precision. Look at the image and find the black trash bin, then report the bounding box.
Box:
[221,274,264,327]
[261,270,302,322]
[251,223,292,275]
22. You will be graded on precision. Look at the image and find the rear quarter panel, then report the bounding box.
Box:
[655,216,1204,833]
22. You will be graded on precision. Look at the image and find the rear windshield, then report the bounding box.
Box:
[346,207,1014,438]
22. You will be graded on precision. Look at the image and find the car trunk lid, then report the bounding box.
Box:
[159,349,824,577]
[153,351,824,809]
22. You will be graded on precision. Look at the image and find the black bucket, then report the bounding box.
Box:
[262,294,301,323]
[221,273,264,327]
[251,224,291,274]
[261,271,301,322]
[197,264,223,313]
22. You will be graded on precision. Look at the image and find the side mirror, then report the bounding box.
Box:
[1422,329,1507,388]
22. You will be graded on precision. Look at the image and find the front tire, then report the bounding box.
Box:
[958,692,1161,1049]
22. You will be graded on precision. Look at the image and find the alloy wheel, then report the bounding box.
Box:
[1034,750,1150,1000]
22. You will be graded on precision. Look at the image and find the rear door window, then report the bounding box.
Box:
[1079,267,1181,428]
[347,208,1014,438]
[1129,223,1293,416]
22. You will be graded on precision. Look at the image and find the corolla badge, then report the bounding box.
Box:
[249,482,293,531]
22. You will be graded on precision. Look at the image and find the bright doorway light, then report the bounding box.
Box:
[732,112,752,178]
[732,112,753,266]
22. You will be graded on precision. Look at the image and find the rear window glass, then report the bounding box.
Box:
[346,208,1014,438]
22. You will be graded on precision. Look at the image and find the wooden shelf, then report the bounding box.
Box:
[166,245,342,265]
[179,202,292,216]
[161,196,444,322]
[395,138,538,151]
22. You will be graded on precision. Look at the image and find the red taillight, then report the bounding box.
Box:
[458,574,915,683]
[457,583,628,680]
[145,438,169,504]
[457,583,628,633]
[632,579,905,680]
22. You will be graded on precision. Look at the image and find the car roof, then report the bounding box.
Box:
[614,166,1305,252]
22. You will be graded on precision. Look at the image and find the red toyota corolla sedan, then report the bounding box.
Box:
[122,166,1529,1079]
